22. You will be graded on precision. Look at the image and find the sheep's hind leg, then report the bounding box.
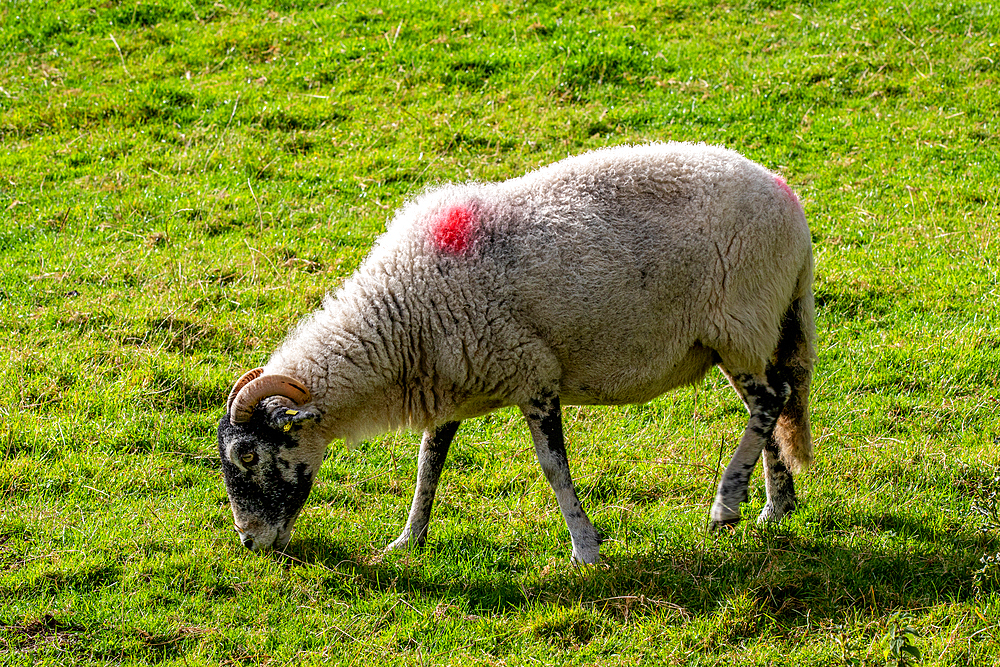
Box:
[709,368,791,531]
[385,420,461,552]
[758,437,796,523]
[521,394,602,564]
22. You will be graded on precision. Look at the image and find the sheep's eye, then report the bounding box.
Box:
[241,452,257,465]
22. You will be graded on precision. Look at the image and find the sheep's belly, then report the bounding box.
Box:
[557,342,717,407]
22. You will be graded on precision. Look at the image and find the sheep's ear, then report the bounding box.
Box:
[263,403,320,433]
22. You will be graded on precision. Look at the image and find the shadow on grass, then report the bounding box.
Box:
[280,510,987,625]
[282,534,534,610]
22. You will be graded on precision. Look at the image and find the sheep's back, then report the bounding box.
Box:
[365,142,811,412]
[469,143,810,404]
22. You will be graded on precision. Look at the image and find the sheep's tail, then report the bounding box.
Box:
[773,263,816,473]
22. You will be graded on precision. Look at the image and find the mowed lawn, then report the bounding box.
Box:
[1,0,998,664]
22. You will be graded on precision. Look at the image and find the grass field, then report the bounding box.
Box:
[1,0,998,664]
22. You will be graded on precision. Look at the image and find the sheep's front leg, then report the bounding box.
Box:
[385,420,461,552]
[709,369,791,530]
[521,394,601,564]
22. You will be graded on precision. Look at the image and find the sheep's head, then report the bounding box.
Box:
[217,368,323,552]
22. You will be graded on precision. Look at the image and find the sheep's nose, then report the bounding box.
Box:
[235,525,257,551]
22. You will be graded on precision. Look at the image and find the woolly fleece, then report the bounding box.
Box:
[263,142,814,461]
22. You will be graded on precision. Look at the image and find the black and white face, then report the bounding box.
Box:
[217,405,323,552]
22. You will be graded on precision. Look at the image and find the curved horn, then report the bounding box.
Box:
[229,372,312,424]
[226,368,264,415]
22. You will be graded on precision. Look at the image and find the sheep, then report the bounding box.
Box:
[217,141,815,564]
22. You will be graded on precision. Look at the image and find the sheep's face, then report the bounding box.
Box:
[217,402,323,552]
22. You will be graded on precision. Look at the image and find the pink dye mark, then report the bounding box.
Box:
[774,175,800,205]
[433,205,476,253]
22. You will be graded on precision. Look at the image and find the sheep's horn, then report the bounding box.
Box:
[226,368,264,415]
[228,370,311,424]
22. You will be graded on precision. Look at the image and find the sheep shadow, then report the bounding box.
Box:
[280,534,533,611]
[278,508,989,623]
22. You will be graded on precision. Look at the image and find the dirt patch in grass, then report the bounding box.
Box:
[2,613,84,652]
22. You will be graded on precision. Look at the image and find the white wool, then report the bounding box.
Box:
[263,142,813,453]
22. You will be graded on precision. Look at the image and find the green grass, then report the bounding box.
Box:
[1,0,998,664]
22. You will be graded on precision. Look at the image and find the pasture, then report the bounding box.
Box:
[1,0,998,664]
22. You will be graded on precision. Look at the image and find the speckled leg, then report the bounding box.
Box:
[709,368,791,530]
[521,394,601,564]
[758,438,796,523]
[385,421,461,551]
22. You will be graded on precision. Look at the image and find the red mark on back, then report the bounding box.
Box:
[433,205,476,253]
[774,175,800,205]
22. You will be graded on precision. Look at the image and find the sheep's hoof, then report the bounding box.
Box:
[568,528,602,565]
[709,496,743,532]
[708,516,741,533]
[570,548,601,565]
[385,532,424,553]
[757,499,796,524]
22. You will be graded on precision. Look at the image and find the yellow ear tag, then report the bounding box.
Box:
[285,409,299,416]
[283,423,292,432]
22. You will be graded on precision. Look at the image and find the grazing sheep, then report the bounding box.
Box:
[217,142,815,564]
